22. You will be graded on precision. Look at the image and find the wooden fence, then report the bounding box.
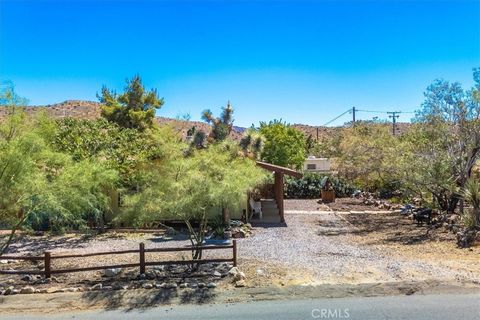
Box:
[0,240,237,278]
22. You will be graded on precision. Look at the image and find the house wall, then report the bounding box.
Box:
[304,157,331,172]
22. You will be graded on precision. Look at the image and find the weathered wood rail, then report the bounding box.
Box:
[0,240,237,278]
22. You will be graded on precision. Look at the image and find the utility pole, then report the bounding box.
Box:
[352,107,356,125]
[387,111,400,135]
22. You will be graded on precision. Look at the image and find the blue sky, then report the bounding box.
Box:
[1,0,479,127]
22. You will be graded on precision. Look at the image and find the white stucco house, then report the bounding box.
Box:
[303,156,331,173]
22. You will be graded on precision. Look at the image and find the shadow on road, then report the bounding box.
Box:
[81,288,216,311]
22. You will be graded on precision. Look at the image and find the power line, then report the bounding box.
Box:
[356,109,416,114]
[322,109,352,126]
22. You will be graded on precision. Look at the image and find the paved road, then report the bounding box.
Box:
[6,293,480,320]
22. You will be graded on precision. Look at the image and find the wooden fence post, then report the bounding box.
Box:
[44,251,51,278]
[232,240,237,267]
[139,242,145,274]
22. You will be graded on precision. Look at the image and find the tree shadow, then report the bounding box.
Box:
[81,287,216,312]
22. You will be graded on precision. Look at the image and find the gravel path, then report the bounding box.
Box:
[237,211,480,284]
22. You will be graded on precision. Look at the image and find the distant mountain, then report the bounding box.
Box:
[0,100,411,140]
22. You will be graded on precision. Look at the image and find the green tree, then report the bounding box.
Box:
[99,75,164,131]
[118,141,267,261]
[259,120,306,169]
[201,102,234,142]
[335,123,400,193]
[403,68,480,211]
[0,107,118,254]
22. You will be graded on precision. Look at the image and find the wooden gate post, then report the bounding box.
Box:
[44,251,51,278]
[139,242,145,274]
[232,240,237,267]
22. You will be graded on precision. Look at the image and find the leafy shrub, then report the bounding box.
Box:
[285,173,357,199]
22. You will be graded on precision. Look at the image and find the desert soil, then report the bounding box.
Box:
[0,198,479,313]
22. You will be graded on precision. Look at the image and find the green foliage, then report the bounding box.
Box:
[0,105,119,252]
[461,178,480,228]
[51,118,179,189]
[99,75,164,131]
[259,120,306,169]
[334,123,400,193]
[117,141,268,255]
[239,128,264,160]
[285,173,356,199]
[201,102,234,142]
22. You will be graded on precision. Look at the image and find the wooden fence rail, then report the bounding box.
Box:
[0,240,237,278]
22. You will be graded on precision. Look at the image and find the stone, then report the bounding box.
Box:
[91,283,103,291]
[21,275,33,282]
[207,282,217,288]
[165,283,177,289]
[4,286,14,295]
[104,268,122,277]
[233,272,246,282]
[139,273,146,280]
[153,265,165,271]
[158,282,167,288]
[102,286,113,291]
[197,282,206,288]
[256,269,266,276]
[235,280,246,287]
[179,283,188,289]
[12,289,20,295]
[212,271,222,277]
[228,267,240,276]
[64,287,78,292]
[20,286,35,294]
[189,283,198,288]
[142,283,154,289]
[0,260,8,264]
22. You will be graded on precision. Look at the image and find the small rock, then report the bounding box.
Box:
[207,282,217,288]
[179,283,188,288]
[102,286,113,291]
[233,272,246,282]
[139,273,146,280]
[104,268,122,277]
[4,286,14,295]
[228,267,240,276]
[21,275,33,282]
[165,283,177,289]
[235,280,246,287]
[64,287,78,293]
[190,283,198,288]
[212,271,222,277]
[91,283,103,291]
[20,286,35,294]
[0,260,8,264]
[197,282,206,288]
[142,283,154,289]
[12,289,20,295]
[256,269,265,276]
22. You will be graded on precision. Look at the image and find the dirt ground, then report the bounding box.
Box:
[1,198,479,313]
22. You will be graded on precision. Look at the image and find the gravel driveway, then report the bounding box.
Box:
[238,211,480,284]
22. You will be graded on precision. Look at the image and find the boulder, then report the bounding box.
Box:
[233,272,246,282]
[235,280,246,287]
[20,286,35,294]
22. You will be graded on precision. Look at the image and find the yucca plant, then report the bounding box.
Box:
[461,178,480,229]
